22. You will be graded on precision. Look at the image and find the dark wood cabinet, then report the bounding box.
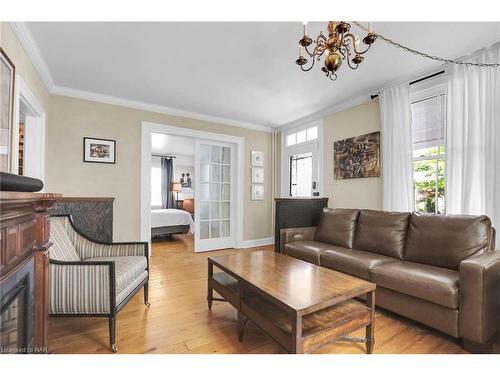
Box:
[1,192,59,353]
[274,197,329,253]
[53,197,114,242]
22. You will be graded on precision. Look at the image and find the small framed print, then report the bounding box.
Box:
[251,151,264,167]
[251,167,264,184]
[251,184,264,200]
[83,137,116,164]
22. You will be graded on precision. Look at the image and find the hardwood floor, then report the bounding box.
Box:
[47,235,496,354]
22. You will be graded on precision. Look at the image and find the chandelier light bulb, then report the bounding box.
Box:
[302,21,308,36]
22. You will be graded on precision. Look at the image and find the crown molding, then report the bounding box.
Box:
[277,94,372,132]
[9,22,55,91]
[51,85,273,132]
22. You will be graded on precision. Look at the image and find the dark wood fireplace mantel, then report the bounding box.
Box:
[1,192,60,353]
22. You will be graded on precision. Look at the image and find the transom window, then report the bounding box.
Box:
[411,94,446,214]
[286,126,318,147]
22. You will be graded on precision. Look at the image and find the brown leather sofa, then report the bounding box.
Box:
[281,208,499,352]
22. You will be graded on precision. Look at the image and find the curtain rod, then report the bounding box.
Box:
[152,153,177,158]
[370,70,446,100]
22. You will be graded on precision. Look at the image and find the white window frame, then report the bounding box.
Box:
[280,120,324,197]
[409,74,448,214]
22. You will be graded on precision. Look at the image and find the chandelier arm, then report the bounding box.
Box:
[337,45,348,61]
[340,45,360,70]
[343,32,371,55]
[304,44,315,57]
[300,57,316,72]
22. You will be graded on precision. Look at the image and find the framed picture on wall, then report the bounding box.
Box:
[251,167,264,184]
[251,151,264,167]
[251,184,264,200]
[0,48,16,173]
[83,137,116,164]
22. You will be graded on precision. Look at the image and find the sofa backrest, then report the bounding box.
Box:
[315,208,360,248]
[353,210,410,259]
[404,213,492,270]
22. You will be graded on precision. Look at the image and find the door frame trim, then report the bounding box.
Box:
[280,119,324,197]
[140,121,244,250]
[13,74,46,183]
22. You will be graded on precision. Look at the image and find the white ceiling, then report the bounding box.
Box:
[24,22,500,128]
[151,133,195,156]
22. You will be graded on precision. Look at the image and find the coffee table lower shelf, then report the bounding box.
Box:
[208,271,375,354]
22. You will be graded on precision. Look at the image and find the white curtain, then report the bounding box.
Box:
[446,43,500,228]
[379,83,414,211]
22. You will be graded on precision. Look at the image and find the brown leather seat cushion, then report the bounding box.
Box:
[405,213,491,270]
[319,246,398,280]
[284,241,334,265]
[314,208,360,248]
[353,210,410,260]
[371,261,459,308]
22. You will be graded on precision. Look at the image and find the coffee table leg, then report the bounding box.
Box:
[237,311,248,342]
[365,290,375,354]
[291,313,303,354]
[207,260,213,310]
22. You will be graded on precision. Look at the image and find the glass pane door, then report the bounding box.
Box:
[195,141,234,252]
[284,141,319,197]
[290,152,312,197]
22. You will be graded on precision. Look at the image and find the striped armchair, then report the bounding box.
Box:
[49,215,149,352]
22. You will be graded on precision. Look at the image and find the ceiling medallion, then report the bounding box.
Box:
[296,21,376,81]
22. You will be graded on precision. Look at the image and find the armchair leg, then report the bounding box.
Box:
[109,317,118,353]
[144,283,150,307]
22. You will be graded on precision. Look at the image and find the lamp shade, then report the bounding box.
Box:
[172,182,182,192]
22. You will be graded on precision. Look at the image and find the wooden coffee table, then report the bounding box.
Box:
[207,250,376,354]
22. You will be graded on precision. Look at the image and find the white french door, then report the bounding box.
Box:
[284,142,319,197]
[194,140,235,252]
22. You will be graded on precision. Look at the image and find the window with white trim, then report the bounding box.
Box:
[286,125,318,147]
[411,94,446,214]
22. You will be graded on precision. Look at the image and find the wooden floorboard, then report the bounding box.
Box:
[47,234,499,354]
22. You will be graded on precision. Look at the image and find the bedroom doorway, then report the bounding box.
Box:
[140,122,244,253]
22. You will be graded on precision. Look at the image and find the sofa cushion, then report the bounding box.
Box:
[49,218,81,261]
[319,246,398,280]
[353,210,410,260]
[285,241,335,265]
[315,208,360,248]
[84,256,148,295]
[371,261,459,308]
[405,213,491,270]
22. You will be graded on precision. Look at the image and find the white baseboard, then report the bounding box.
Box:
[237,237,274,249]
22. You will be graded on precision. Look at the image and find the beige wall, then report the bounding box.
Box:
[45,95,273,242]
[1,23,49,113]
[323,100,383,209]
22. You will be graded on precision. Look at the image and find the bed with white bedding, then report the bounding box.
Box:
[151,208,195,237]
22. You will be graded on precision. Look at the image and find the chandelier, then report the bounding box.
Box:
[295,21,499,81]
[295,21,376,81]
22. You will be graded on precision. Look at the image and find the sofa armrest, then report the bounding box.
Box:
[49,260,116,315]
[459,250,500,345]
[279,226,317,254]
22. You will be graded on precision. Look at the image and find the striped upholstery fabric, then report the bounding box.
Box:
[49,263,111,314]
[49,218,81,261]
[117,271,149,305]
[85,256,148,295]
[54,216,147,259]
